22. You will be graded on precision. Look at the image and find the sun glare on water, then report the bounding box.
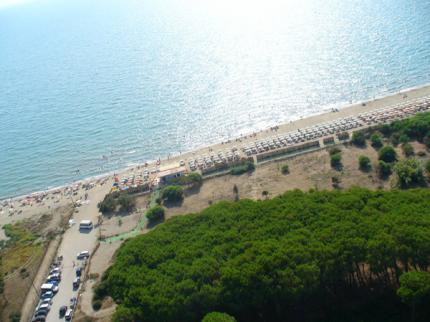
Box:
[0,0,35,9]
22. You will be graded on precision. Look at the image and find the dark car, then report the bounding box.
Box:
[32,317,46,322]
[59,305,67,318]
[76,267,82,277]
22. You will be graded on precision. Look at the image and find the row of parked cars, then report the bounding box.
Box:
[32,258,64,322]
[32,251,90,322]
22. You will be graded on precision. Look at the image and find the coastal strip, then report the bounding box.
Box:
[1,83,430,209]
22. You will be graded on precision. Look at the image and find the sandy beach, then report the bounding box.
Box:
[1,83,430,235]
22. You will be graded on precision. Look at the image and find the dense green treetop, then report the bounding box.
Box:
[201,312,237,322]
[96,188,430,322]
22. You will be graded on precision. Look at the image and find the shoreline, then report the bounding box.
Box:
[2,82,430,202]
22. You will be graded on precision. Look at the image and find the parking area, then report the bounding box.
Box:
[30,184,111,322]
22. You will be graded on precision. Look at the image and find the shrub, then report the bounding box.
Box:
[330,153,342,169]
[378,146,397,163]
[162,185,184,203]
[98,194,116,214]
[390,133,400,146]
[281,164,289,174]
[187,172,203,185]
[202,312,237,322]
[425,160,430,174]
[399,134,410,144]
[118,194,135,212]
[358,155,371,171]
[394,158,425,188]
[337,132,349,141]
[370,133,383,148]
[9,313,21,322]
[378,160,392,179]
[230,161,255,175]
[402,143,414,157]
[146,206,165,222]
[351,131,366,146]
[93,299,102,311]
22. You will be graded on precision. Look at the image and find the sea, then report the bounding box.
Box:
[1,0,430,199]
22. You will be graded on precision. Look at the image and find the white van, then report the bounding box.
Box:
[79,220,93,230]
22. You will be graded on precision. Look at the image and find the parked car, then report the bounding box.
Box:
[32,316,46,322]
[73,277,80,289]
[47,272,61,281]
[76,267,82,277]
[70,297,77,309]
[59,305,67,318]
[40,298,52,306]
[65,308,73,321]
[37,303,51,312]
[34,310,48,318]
[41,291,54,299]
[50,267,61,275]
[76,250,90,260]
[53,285,59,293]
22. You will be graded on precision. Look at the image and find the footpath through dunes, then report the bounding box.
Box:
[95,188,430,322]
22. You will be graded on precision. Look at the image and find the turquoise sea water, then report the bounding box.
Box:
[1,0,430,198]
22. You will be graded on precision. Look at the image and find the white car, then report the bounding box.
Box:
[37,303,51,312]
[77,250,90,260]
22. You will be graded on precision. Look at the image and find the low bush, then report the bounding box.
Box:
[378,160,392,179]
[351,131,366,146]
[230,161,255,175]
[330,153,342,169]
[162,185,184,203]
[201,312,237,322]
[370,133,383,148]
[402,143,414,157]
[378,146,397,163]
[281,164,289,174]
[394,158,425,188]
[146,206,165,222]
[358,155,371,171]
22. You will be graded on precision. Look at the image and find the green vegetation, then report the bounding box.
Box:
[230,161,255,175]
[330,152,342,169]
[161,185,184,203]
[118,194,135,212]
[98,191,136,214]
[9,312,20,322]
[169,172,203,186]
[201,312,237,322]
[394,158,425,188]
[358,155,371,171]
[397,272,430,322]
[96,188,430,322]
[280,164,289,174]
[351,131,366,146]
[92,299,102,311]
[370,133,383,148]
[378,145,397,163]
[146,206,165,222]
[375,112,430,143]
[378,160,392,179]
[425,160,430,174]
[402,143,415,157]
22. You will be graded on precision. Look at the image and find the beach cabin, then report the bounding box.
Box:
[157,166,187,184]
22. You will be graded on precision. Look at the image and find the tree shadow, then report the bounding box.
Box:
[184,184,201,197]
[163,199,184,208]
[147,216,165,229]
